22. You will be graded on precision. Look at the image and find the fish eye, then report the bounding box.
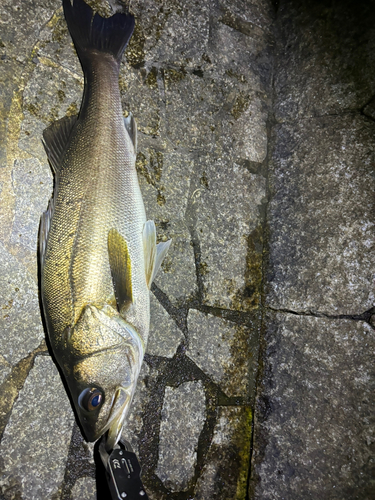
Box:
[79,387,104,412]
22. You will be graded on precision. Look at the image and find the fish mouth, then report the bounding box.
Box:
[103,386,131,449]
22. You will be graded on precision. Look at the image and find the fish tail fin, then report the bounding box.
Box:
[62,0,135,66]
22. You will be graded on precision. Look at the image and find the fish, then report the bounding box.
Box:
[39,0,171,449]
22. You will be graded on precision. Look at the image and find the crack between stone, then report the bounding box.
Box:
[266,305,375,324]
[276,109,362,126]
[247,24,277,497]
[191,304,258,327]
[151,283,188,338]
[0,340,47,441]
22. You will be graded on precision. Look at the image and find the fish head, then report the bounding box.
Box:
[61,304,144,445]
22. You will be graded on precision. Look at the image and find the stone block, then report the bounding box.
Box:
[155,381,205,492]
[194,157,266,311]
[195,406,252,500]
[0,356,74,500]
[252,313,375,499]
[267,115,375,315]
[187,309,257,398]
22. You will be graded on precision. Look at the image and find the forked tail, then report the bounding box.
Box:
[62,0,135,66]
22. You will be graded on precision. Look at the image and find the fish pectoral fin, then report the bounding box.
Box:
[123,113,137,154]
[42,115,77,174]
[108,229,133,313]
[143,220,172,288]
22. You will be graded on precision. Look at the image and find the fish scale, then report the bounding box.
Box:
[39,0,171,448]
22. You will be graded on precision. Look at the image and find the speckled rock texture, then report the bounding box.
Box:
[252,314,375,499]
[0,0,271,499]
[1,0,374,498]
[251,0,375,499]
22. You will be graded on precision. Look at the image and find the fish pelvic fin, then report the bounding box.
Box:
[108,229,133,314]
[143,220,172,288]
[62,0,135,66]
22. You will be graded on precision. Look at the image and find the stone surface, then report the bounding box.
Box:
[267,115,375,315]
[252,2,375,500]
[153,223,197,305]
[193,157,266,312]
[139,0,210,69]
[273,0,375,122]
[121,362,150,454]
[363,96,375,121]
[155,381,206,492]
[71,477,97,500]
[187,309,256,398]
[19,62,82,159]
[0,0,60,64]
[147,293,184,358]
[10,158,52,261]
[195,406,252,500]
[0,242,45,369]
[0,355,12,386]
[0,0,273,499]
[251,314,375,499]
[0,355,75,500]
[135,144,198,304]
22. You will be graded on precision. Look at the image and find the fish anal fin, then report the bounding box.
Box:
[124,112,137,153]
[143,220,171,288]
[42,115,77,174]
[108,229,133,313]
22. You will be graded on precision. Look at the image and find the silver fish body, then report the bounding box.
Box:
[40,0,170,447]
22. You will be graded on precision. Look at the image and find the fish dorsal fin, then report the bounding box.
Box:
[123,112,137,153]
[143,220,172,288]
[42,115,77,173]
[108,229,133,313]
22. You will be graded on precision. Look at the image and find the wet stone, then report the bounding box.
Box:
[164,71,223,151]
[206,21,271,92]
[267,115,375,315]
[0,354,12,386]
[153,223,197,306]
[71,477,97,500]
[0,242,45,369]
[187,309,255,398]
[0,0,60,63]
[146,293,184,358]
[131,0,210,69]
[274,0,375,122]
[252,314,375,499]
[37,8,83,77]
[218,0,275,30]
[10,158,52,259]
[137,145,194,224]
[121,362,150,454]
[120,66,162,137]
[19,61,82,159]
[136,145,198,305]
[221,90,269,163]
[0,355,75,500]
[195,406,252,500]
[194,157,266,311]
[155,380,205,492]
[363,96,375,121]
